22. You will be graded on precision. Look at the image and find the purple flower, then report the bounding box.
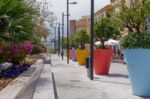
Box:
[24,41,33,52]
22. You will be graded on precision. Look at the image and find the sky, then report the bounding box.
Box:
[51,0,110,23]
[48,0,110,39]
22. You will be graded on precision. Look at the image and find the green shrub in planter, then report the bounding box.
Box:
[118,0,150,96]
[120,32,150,96]
[94,17,120,48]
[73,30,90,49]
[72,30,90,65]
[120,32,150,49]
[94,17,120,75]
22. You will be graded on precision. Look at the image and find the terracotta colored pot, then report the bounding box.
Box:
[76,49,90,65]
[94,49,113,75]
[70,49,77,61]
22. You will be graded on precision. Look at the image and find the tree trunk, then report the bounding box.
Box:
[101,41,105,49]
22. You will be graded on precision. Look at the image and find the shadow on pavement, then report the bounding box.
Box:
[94,79,130,85]
[140,97,150,99]
[107,73,129,78]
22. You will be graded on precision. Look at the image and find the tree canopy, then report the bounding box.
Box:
[94,17,120,48]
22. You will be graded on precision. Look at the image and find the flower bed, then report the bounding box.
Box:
[0,59,44,99]
[0,62,32,91]
[0,63,31,78]
[0,78,13,91]
[0,41,47,90]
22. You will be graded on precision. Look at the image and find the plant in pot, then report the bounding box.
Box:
[69,34,78,61]
[118,0,150,96]
[94,17,120,75]
[74,30,90,65]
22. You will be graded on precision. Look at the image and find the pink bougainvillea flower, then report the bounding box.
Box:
[23,41,33,52]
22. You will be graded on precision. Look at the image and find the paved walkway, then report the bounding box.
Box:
[33,55,54,99]
[51,54,149,99]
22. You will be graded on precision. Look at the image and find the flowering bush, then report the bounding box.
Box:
[31,45,45,54]
[8,43,26,64]
[40,45,47,52]
[23,41,33,54]
[0,44,4,55]
[10,44,20,55]
[0,42,47,65]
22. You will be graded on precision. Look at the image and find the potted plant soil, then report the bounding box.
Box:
[94,17,120,75]
[74,30,90,65]
[118,0,150,96]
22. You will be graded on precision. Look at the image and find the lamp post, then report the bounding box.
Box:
[54,27,57,50]
[51,26,57,50]
[90,0,94,80]
[61,12,64,60]
[66,0,77,64]
[58,23,61,56]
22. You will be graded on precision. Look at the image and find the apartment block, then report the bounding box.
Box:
[70,20,76,35]
[75,16,90,35]
[94,4,114,21]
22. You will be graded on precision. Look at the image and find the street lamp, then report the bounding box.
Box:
[51,26,57,50]
[66,0,77,64]
[61,12,65,60]
[89,0,94,80]
[58,23,61,56]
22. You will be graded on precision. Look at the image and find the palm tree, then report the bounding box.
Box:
[0,0,37,43]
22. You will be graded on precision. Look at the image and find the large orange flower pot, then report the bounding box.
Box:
[76,49,90,65]
[94,49,113,75]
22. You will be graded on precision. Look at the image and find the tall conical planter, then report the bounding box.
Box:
[76,49,90,65]
[124,49,150,96]
[70,49,77,61]
[94,49,113,75]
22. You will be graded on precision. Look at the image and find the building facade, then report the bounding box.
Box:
[69,4,115,36]
[94,4,114,21]
[70,20,76,35]
[75,16,90,35]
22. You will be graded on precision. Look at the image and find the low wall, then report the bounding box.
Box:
[0,59,44,99]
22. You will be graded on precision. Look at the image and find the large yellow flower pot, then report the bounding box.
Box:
[76,49,90,65]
